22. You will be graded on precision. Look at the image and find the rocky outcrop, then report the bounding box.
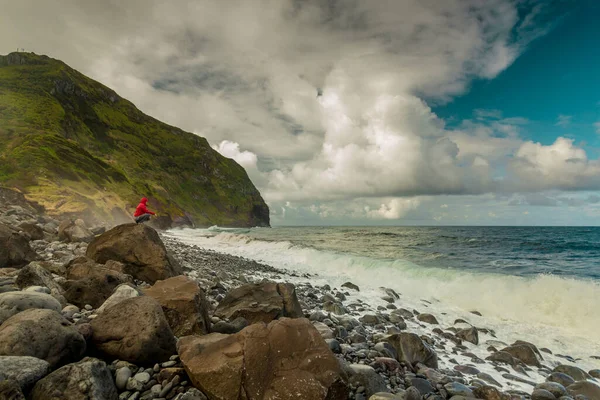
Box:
[385,332,438,369]
[31,357,118,400]
[0,224,37,268]
[90,296,176,365]
[0,309,86,368]
[144,275,211,337]
[177,318,348,400]
[0,291,62,324]
[58,219,95,243]
[214,282,303,324]
[0,356,51,392]
[86,224,182,284]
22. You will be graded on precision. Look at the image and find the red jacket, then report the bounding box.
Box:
[134,198,155,217]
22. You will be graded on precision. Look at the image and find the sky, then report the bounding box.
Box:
[2,0,600,226]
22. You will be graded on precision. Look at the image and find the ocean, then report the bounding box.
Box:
[166,225,600,373]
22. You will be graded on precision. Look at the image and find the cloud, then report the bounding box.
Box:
[0,0,580,224]
[556,114,572,127]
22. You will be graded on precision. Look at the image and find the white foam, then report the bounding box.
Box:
[167,229,600,374]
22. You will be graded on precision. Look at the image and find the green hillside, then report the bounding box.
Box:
[0,52,269,227]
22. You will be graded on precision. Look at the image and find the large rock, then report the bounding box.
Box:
[567,381,600,399]
[17,222,44,241]
[0,356,51,392]
[58,219,95,243]
[0,309,85,368]
[385,332,438,369]
[177,318,348,400]
[31,357,118,400]
[62,268,132,309]
[553,364,591,381]
[500,344,541,367]
[0,224,37,268]
[96,284,142,313]
[347,364,387,397]
[66,256,131,281]
[15,262,65,305]
[0,291,62,324]
[144,275,211,337]
[456,327,479,345]
[86,224,182,284]
[90,296,176,365]
[214,282,303,324]
[0,379,25,400]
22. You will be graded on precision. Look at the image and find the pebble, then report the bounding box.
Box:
[161,360,177,368]
[133,372,151,384]
[116,367,133,391]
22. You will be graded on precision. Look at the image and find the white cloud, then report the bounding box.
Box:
[212,140,257,170]
[365,198,421,220]
[556,114,572,127]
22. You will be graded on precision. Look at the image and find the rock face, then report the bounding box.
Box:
[177,318,348,400]
[0,224,37,268]
[385,332,438,369]
[214,282,303,324]
[144,275,211,337]
[58,219,95,243]
[0,309,86,368]
[31,357,118,400]
[90,296,176,365]
[86,224,182,284]
[0,291,62,324]
[0,356,51,392]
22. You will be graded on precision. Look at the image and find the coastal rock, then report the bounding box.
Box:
[456,327,479,345]
[546,372,575,387]
[530,389,555,400]
[444,382,474,397]
[348,364,388,397]
[566,381,600,399]
[86,223,182,284]
[323,300,347,315]
[472,385,509,400]
[534,382,568,398]
[0,356,51,392]
[96,284,141,313]
[342,282,360,291]
[177,317,348,400]
[368,394,404,400]
[590,369,600,379]
[66,256,130,281]
[553,365,591,381]
[15,262,65,304]
[31,357,117,400]
[485,351,519,366]
[90,296,176,365]
[0,291,61,324]
[385,332,438,369]
[58,219,95,243]
[62,268,131,309]
[214,282,303,324]
[500,344,541,367]
[0,309,86,368]
[417,313,439,325]
[144,275,211,336]
[0,379,25,400]
[0,224,37,268]
[313,321,335,339]
[17,222,44,240]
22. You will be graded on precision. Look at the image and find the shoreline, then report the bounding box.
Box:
[162,232,600,396]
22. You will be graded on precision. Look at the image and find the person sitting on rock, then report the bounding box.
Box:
[133,197,155,223]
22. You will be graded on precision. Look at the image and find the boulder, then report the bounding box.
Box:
[385,332,438,369]
[472,385,509,400]
[456,327,479,345]
[15,262,65,305]
[96,284,142,313]
[144,275,211,336]
[90,296,176,365]
[0,309,86,368]
[313,321,335,339]
[553,365,591,381]
[214,282,303,324]
[530,389,555,400]
[58,219,95,243]
[177,318,348,400]
[62,269,131,309]
[31,357,117,400]
[17,222,44,241]
[348,364,388,397]
[500,344,541,367]
[0,379,25,400]
[567,381,600,399]
[86,224,182,284]
[341,282,360,291]
[546,372,575,387]
[534,382,568,398]
[0,224,37,268]
[66,257,131,281]
[0,291,62,324]
[0,356,51,392]
[416,313,439,324]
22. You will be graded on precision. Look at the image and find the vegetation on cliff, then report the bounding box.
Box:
[0,52,269,227]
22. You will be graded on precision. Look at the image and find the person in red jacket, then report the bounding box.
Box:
[133,197,155,224]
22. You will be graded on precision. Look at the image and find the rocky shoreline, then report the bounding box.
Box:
[0,202,599,400]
